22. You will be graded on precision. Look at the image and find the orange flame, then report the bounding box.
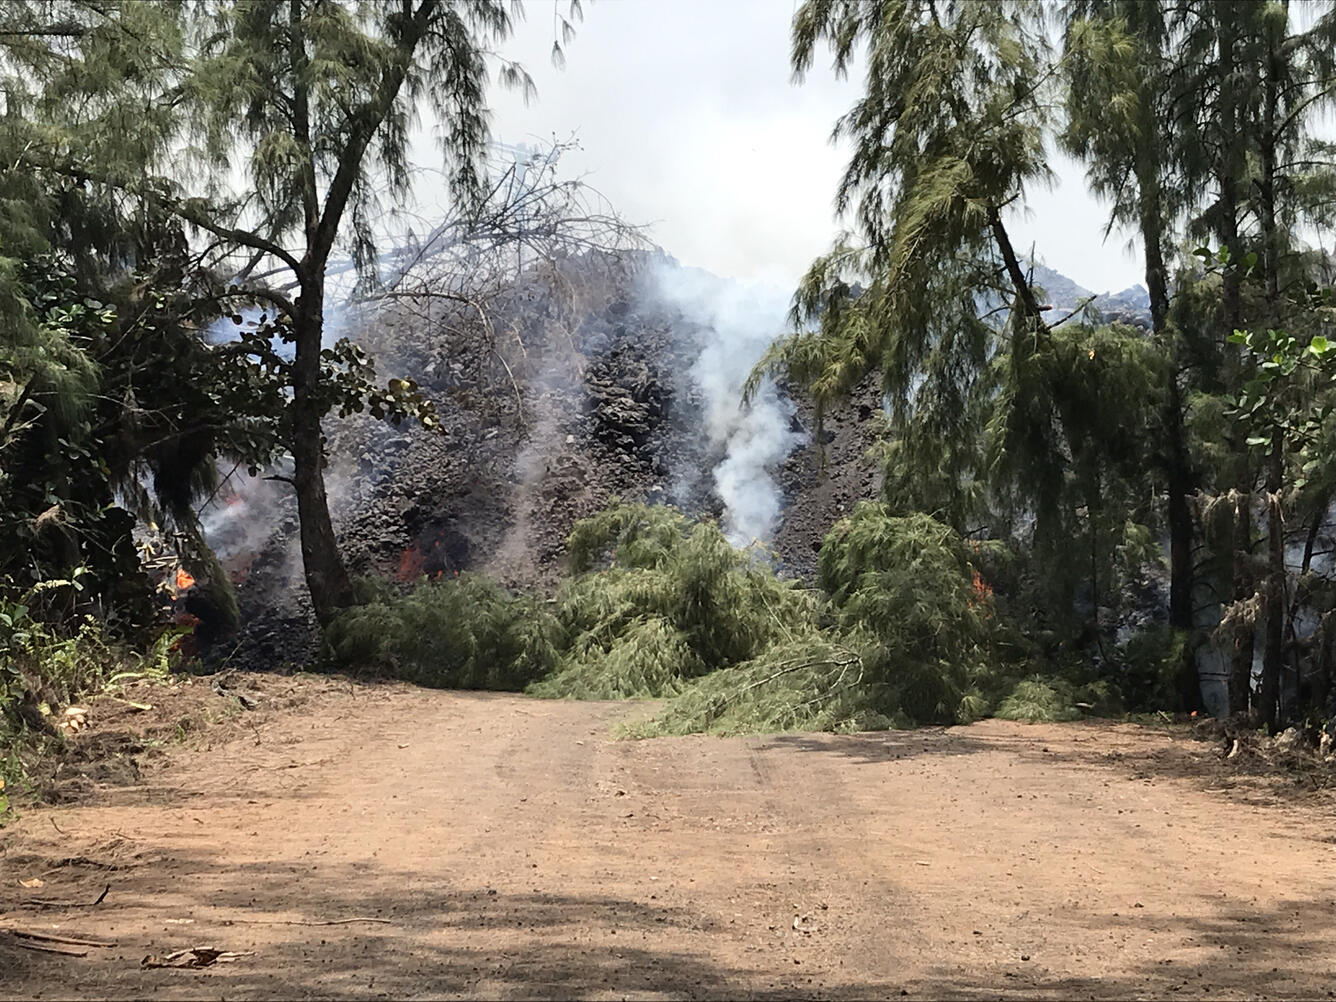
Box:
[397,547,426,582]
[175,567,196,591]
[971,569,993,600]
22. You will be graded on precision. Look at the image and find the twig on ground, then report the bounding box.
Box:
[3,927,115,948]
[225,916,394,927]
[6,936,89,956]
[22,883,109,909]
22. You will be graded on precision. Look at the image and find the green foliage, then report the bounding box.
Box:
[0,1,583,626]
[1,576,182,817]
[566,501,699,574]
[817,505,1010,725]
[1,578,179,710]
[529,616,698,701]
[551,502,1025,735]
[323,573,559,691]
[629,634,889,737]
[993,671,1120,724]
[1118,625,1187,711]
[537,503,820,699]
[331,502,1040,736]
[0,252,274,634]
[183,1,535,271]
[756,0,1054,515]
[994,678,1084,724]
[1226,324,1336,490]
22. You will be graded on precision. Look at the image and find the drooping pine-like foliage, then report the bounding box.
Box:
[535,503,820,699]
[348,499,1087,733]
[324,573,560,692]
[328,502,1064,735]
[752,0,1051,443]
[750,0,1336,733]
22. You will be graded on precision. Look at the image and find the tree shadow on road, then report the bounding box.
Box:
[0,851,826,1000]
[4,834,1335,1000]
[757,721,1335,811]
[757,725,1022,766]
[6,873,1334,1000]
[904,893,1336,1001]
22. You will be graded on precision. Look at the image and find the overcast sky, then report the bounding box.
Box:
[474,0,1148,295]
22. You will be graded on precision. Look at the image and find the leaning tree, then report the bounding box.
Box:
[6,0,596,626]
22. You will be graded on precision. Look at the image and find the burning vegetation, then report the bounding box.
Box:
[210,249,876,672]
[323,501,1113,734]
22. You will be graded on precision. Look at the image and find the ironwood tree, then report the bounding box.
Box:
[2,0,587,626]
[172,0,560,625]
[758,0,1336,727]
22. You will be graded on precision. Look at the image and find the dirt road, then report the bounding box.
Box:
[2,682,1334,999]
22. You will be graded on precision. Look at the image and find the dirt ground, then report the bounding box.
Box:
[2,678,1334,1000]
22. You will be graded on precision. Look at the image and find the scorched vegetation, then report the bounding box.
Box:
[326,502,1117,735]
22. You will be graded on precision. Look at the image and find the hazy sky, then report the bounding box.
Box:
[474,0,1148,295]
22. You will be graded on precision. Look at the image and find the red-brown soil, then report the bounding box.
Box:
[2,680,1333,1000]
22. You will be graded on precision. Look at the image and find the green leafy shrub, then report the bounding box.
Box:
[534,503,820,700]
[818,505,1006,723]
[995,677,1084,723]
[323,573,559,690]
[1,576,180,723]
[636,504,1016,735]
[528,615,698,700]
[630,632,896,736]
[330,502,1117,741]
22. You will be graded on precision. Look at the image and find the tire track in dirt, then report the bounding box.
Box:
[2,684,1334,1000]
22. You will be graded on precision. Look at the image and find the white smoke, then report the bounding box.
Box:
[650,261,805,547]
[197,298,360,576]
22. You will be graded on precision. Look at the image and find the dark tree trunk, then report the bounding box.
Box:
[1228,498,1256,716]
[1216,7,1257,716]
[291,279,354,626]
[989,209,1045,325]
[1260,431,1285,729]
[1216,10,1245,334]
[1257,15,1286,730]
[1141,176,1198,710]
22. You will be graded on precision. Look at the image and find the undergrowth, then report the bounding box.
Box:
[322,573,558,690]
[329,501,1122,737]
[994,676,1116,723]
[1,576,182,819]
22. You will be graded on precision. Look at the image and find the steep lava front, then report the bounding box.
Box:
[216,252,882,668]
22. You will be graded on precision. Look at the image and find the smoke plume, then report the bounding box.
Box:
[648,261,804,547]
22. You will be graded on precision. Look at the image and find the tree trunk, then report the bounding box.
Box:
[1216,7,1258,716]
[1216,9,1245,333]
[989,208,1045,326]
[1260,430,1285,729]
[1140,174,1198,709]
[291,279,354,626]
[1228,498,1256,715]
[1257,15,1286,730]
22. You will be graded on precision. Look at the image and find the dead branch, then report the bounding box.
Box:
[734,652,863,699]
[5,936,90,956]
[224,916,394,927]
[21,882,110,910]
[2,928,116,948]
